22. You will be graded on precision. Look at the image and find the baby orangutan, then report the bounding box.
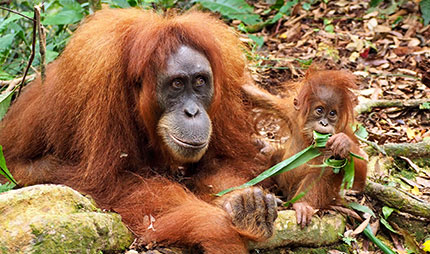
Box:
[243,68,367,227]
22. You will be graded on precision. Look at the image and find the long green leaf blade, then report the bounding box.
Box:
[363,225,396,254]
[0,146,17,185]
[342,155,355,189]
[216,145,321,196]
[0,90,14,121]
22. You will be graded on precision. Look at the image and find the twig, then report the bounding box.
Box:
[355,99,430,114]
[18,6,37,96]
[88,0,102,13]
[0,74,36,92]
[0,6,35,21]
[365,181,430,218]
[35,5,46,82]
[363,139,430,158]
[356,135,387,156]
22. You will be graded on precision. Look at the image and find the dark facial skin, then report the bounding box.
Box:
[156,45,214,163]
[303,85,340,136]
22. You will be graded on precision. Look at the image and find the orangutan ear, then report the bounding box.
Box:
[293,98,300,111]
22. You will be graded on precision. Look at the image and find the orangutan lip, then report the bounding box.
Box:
[169,133,208,149]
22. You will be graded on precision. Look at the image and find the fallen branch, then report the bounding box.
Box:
[0,74,36,92]
[355,99,430,114]
[364,139,430,158]
[365,181,430,218]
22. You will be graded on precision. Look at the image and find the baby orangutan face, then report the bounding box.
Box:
[299,84,341,139]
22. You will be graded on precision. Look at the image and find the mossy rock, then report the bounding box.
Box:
[0,184,133,254]
[250,210,346,250]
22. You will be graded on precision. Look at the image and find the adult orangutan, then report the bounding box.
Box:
[243,68,367,227]
[0,9,277,253]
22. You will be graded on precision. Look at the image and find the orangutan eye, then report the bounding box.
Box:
[329,110,337,117]
[171,79,183,89]
[315,106,324,115]
[195,76,205,87]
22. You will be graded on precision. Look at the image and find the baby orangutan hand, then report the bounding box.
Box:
[292,201,316,228]
[326,133,351,159]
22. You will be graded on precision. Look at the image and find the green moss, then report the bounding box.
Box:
[30,213,133,254]
[0,185,133,254]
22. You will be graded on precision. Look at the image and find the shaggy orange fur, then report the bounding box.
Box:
[244,68,367,226]
[0,9,273,253]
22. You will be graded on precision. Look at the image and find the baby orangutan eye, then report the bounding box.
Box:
[315,106,324,115]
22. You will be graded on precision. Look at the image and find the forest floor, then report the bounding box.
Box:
[229,1,430,253]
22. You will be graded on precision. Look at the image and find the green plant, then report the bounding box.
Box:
[421,0,430,25]
[217,131,364,198]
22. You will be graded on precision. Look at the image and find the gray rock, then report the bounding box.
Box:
[0,184,133,254]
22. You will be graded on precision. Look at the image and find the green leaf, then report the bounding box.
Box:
[216,145,321,196]
[324,157,348,169]
[248,34,264,48]
[382,206,395,219]
[280,0,299,15]
[420,102,430,109]
[198,0,262,25]
[420,0,430,25]
[0,146,17,185]
[325,24,334,33]
[0,90,14,121]
[265,0,299,25]
[46,50,60,64]
[110,0,132,8]
[342,156,355,189]
[380,217,398,233]
[354,123,369,139]
[370,0,383,7]
[285,191,305,206]
[313,131,331,148]
[216,131,364,196]
[0,182,15,194]
[0,14,26,32]
[348,202,376,217]
[302,2,311,10]
[0,34,15,50]
[43,10,84,25]
[363,225,396,254]
[0,70,14,80]
[60,0,84,12]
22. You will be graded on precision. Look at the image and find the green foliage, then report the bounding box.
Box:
[247,34,264,49]
[348,202,376,217]
[0,182,15,194]
[380,206,397,233]
[0,145,17,186]
[370,0,383,8]
[0,1,89,82]
[217,131,364,198]
[363,225,396,254]
[323,18,334,33]
[353,123,369,139]
[340,233,357,246]
[420,0,430,25]
[349,204,396,254]
[196,0,261,25]
[420,102,430,109]
[0,90,14,121]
